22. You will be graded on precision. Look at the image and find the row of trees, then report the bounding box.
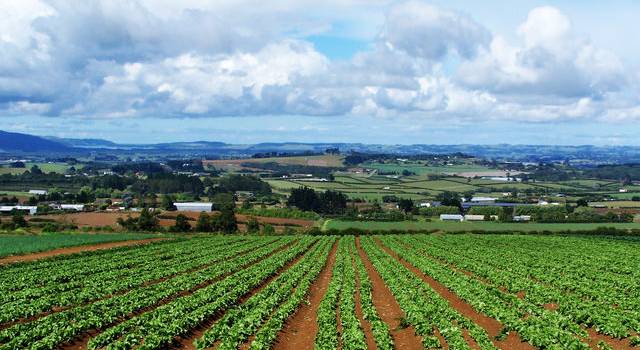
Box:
[287,187,347,214]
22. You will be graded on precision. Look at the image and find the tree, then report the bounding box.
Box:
[398,198,414,214]
[576,198,589,207]
[30,165,43,175]
[436,191,462,210]
[170,214,192,232]
[261,224,275,235]
[195,212,212,232]
[318,190,347,214]
[161,195,177,211]
[12,211,28,228]
[137,208,159,231]
[213,193,235,211]
[246,217,260,234]
[287,187,319,212]
[212,206,237,234]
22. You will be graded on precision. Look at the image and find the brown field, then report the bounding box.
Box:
[204,154,344,171]
[30,211,315,232]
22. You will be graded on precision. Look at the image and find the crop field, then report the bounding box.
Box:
[267,172,640,203]
[323,218,640,232]
[1,233,639,349]
[0,233,159,259]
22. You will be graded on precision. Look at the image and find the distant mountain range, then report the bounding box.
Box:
[0,130,73,153]
[3,129,640,164]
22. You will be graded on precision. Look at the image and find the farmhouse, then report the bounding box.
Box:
[174,202,213,212]
[0,205,38,215]
[440,214,464,221]
[28,189,48,195]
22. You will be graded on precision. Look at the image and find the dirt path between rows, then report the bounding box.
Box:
[374,238,534,350]
[352,250,377,350]
[355,236,424,350]
[0,238,165,265]
[272,240,338,350]
[174,240,314,350]
[407,239,635,350]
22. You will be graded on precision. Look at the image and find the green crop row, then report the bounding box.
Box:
[0,237,294,349]
[196,237,334,349]
[86,237,316,350]
[361,236,497,350]
[380,235,590,349]
[0,238,265,324]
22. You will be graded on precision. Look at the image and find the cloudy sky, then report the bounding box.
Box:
[1,0,639,145]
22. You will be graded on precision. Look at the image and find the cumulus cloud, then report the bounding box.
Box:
[457,6,627,100]
[0,0,638,125]
[381,1,490,60]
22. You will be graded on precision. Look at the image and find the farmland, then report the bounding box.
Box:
[1,233,640,349]
[0,232,160,259]
[266,171,639,203]
[323,218,640,232]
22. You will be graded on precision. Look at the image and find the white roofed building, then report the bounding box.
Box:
[0,206,38,215]
[174,202,213,212]
[28,190,48,196]
[440,214,464,221]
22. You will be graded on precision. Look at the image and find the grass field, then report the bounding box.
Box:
[1,234,640,349]
[362,161,493,176]
[323,218,640,232]
[0,233,158,258]
[0,162,81,175]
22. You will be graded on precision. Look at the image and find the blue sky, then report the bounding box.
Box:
[1,1,639,145]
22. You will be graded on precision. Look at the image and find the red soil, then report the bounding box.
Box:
[374,238,534,350]
[355,237,424,350]
[585,328,635,350]
[32,211,314,232]
[0,238,164,265]
[272,240,338,350]
[174,240,312,350]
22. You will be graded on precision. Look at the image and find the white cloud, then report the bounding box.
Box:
[381,1,490,60]
[0,0,638,126]
[457,6,628,103]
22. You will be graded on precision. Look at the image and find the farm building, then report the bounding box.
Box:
[513,215,532,222]
[28,189,48,195]
[61,204,85,211]
[469,197,497,204]
[0,205,38,215]
[174,202,213,212]
[440,214,464,221]
[464,215,485,221]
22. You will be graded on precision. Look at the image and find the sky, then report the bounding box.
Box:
[1,0,639,145]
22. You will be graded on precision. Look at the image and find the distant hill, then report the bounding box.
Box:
[0,130,72,153]
[45,136,118,148]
